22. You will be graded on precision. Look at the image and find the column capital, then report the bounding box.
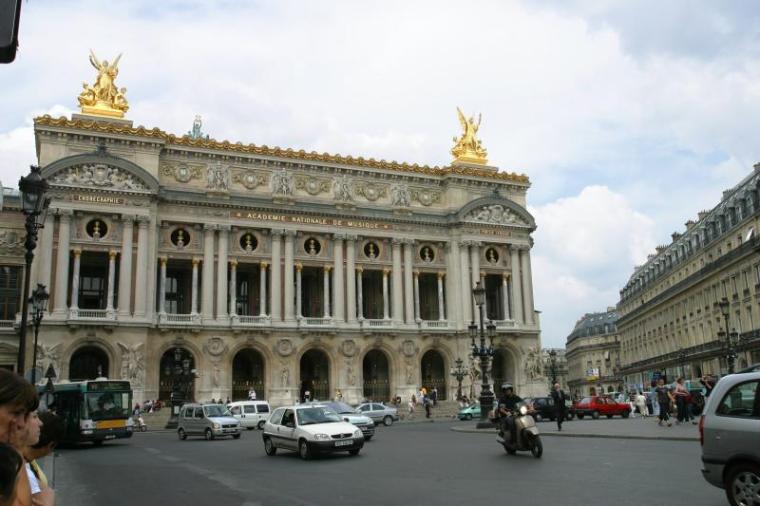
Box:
[324,264,332,272]
[511,243,530,251]
[284,229,298,238]
[345,234,359,242]
[413,269,420,277]
[192,257,202,266]
[402,238,416,245]
[391,238,403,246]
[382,267,391,275]
[502,272,511,280]
[72,248,82,257]
[437,271,446,279]
[229,258,238,267]
[480,270,486,278]
[356,266,364,273]
[295,262,303,272]
[108,249,118,260]
[159,256,168,265]
[217,224,231,232]
[120,214,135,224]
[270,228,285,237]
[56,208,74,218]
[333,233,346,241]
[259,261,269,269]
[203,223,217,231]
[136,216,151,227]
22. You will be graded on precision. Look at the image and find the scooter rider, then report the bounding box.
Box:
[496,386,523,442]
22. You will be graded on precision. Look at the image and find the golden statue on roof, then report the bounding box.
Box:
[451,107,487,165]
[77,50,129,118]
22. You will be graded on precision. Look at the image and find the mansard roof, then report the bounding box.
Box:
[566,309,619,344]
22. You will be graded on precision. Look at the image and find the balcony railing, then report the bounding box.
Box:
[361,319,393,329]
[160,313,200,325]
[493,319,516,329]
[0,320,14,330]
[299,317,333,327]
[420,320,449,329]
[68,309,114,320]
[233,315,270,326]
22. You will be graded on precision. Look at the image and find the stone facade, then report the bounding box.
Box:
[617,165,760,389]
[565,308,622,398]
[0,113,544,406]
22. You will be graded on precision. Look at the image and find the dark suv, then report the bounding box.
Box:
[524,397,575,422]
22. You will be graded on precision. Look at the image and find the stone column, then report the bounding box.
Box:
[356,267,364,319]
[117,216,133,318]
[332,235,344,322]
[229,259,237,317]
[437,271,446,321]
[52,211,72,315]
[295,262,303,318]
[69,248,82,315]
[391,239,403,322]
[470,242,481,324]
[216,226,229,320]
[345,236,357,323]
[270,231,282,321]
[480,270,487,320]
[413,270,420,321]
[133,217,150,318]
[521,246,535,325]
[323,265,331,318]
[106,250,117,314]
[283,231,295,321]
[258,261,268,316]
[445,240,460,327]
[35,213,55,292]
[510,245,523,324]
[201,224,215,319]
[501,273,510,320]
[191,257,200,315]
[158,257,167,315]
[459,241,472,323]
[382,268,390,320]
[402,240,415,324]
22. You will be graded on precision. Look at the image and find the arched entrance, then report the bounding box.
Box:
[421,350,446,400]
[232,349,266,401]
[158,348,195,402]
[69,346,109,381]
[362,350,390,401]
[492,348,516,392]
[300,349,329,402]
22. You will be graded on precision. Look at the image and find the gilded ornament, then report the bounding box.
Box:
[355,182,388,202]
[232,170,266,190]
[77,50,129,118]
[451,107,487,165]
[411,188,441,207]
[295,176,330,196]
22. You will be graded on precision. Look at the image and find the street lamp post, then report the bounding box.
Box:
[165,347,194,429]
[41,363,57,409]
[549,349,558,386]
[718,297,736,374]
[16,165,50,375]
[450,358,469,401]
[29,284,49,384]
[469,281,496,428]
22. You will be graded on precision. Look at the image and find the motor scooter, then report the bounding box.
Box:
[134,415,147,432]
[495,401,542,458]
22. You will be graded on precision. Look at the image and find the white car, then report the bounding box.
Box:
[262,405,364,460]
[227,400,271,430]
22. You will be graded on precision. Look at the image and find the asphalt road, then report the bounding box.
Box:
[54,420,726,506]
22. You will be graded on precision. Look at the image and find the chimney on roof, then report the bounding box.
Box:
[606,306,616,312]
[655,246,666,254]
[671,232,681,241]
[685,220,695,229]
[697,211,709,220]
[754,162,760,173]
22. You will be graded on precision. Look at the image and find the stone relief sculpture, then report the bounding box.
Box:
[50,164,148,191]
[340,340,357,357]
[203,337,228,361]
[295,176,330,196]
[117,342,145,387]
[233,170,266,190]
[346,362,356,386]
[405,361,415,385]
[468,204,526,226]
[281,368,290,387]
[390,184,411,207]
[206,163,229,191]
[275,339,294,357]
[333,175,354,202]
[161,163,202,183]
[355,182,387,202]
[411,188,441,207]
[36,343,62,380]
[0,230,24,254]
[271,169,293,196]
[523,346,543,381]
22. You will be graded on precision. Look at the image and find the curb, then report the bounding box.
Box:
[449,426,698,442]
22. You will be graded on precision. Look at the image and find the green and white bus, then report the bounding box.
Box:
[39,379,134,445]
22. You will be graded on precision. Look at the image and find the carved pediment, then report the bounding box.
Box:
[463,204,529,226]
[49,163,150,192]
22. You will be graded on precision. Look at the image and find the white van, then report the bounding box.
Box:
[227,400,271,430]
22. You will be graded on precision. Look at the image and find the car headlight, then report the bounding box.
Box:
[519,405,528,415]
[313,433,331,440]
[213,423,221,429]
[353,429,362,438]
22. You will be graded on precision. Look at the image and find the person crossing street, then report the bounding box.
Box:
[550,383,567,431]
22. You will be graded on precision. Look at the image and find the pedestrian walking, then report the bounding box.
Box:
[424,397,432,419]
[334,389,343,402]
[700,375,715,398]
[408,394,417,419]
[550,383,567,431]
[654,379,673,427]
[634,391,648,418]
[673,377,689,424]
[431,387,438,407]
[248,388,257,401]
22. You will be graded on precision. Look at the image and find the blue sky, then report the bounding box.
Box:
[2,0,759,347]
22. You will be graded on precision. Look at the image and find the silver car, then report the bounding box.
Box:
[700,371,760,506]
[177,403,241,441]
[355,402,399,426]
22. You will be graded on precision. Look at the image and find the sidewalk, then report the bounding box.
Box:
[451,416,700,441]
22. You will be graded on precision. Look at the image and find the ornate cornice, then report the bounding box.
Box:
[34,115,530,184]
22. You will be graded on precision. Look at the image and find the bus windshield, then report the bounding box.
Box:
[84,391,131,421]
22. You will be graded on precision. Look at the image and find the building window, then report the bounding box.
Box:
[166,270,191,314]
[0,266,21,320]
[79,265,108,309]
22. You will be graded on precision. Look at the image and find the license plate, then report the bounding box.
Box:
[104,434,116,440]
[334,439,352,447]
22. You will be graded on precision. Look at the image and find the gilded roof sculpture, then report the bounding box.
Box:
[77,50,129,118]
[451,107,488,165]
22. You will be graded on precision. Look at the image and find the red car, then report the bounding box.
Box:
[573,396,631,419]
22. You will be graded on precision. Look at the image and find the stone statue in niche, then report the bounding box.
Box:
[391,184,411,207]
[206,162,229,191]
[271,169,293,196]
[281,368,290,387]
[117,342,145,387]
[333,175,353,202]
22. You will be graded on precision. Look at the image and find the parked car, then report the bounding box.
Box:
[700,371,760,506]
[317,401,375,440]
[178,403,241,441]
[457,404,481,420]
[573,396,631,419]
[262,404,364,460]
[227,400,271,430]
[523,397,575,421]
[355,402,399,426]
